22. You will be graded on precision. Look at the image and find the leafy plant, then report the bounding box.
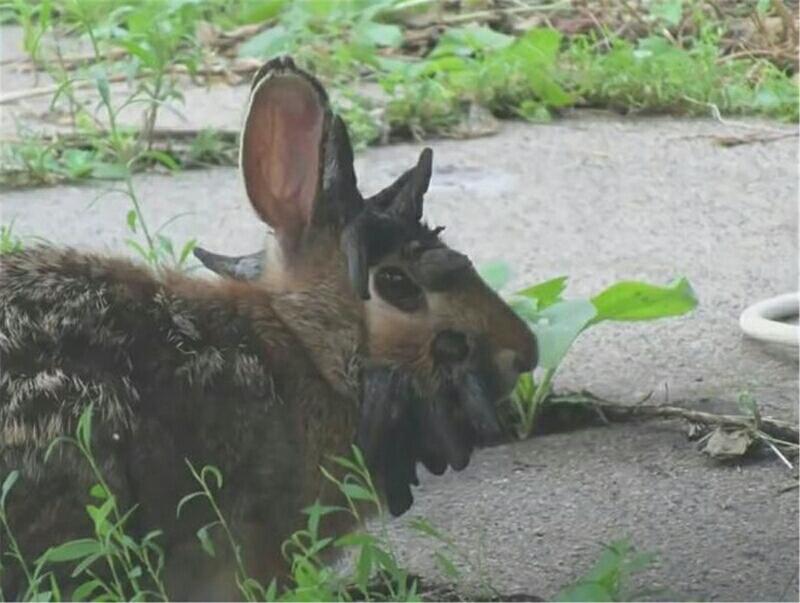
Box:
[566,32,799,121]
[480,263,699,438]
[556,539,657,602]
[3,2,797,188]
[0,222,23,254]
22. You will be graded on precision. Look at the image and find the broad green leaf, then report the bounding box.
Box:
[237,0,286,24]
[478,260,512,291]
[509,296,539,322]
[590,277,697,323]
[516,275,568,310]
[375,55,411,73]
[354,21,403,48]
[237,25,291,58]
[456,24,514,51]
[528,73,572,107]
[431,25,513,58]
[39,539,102,563]
[529,299,597,370]
[517,27,562,63]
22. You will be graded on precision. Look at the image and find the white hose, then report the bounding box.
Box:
[739,292,799,347]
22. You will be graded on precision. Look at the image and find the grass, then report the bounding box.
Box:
[1,0,797,188]
[0,404,657,602]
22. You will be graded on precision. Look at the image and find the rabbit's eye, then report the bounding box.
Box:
[374,266,424,312]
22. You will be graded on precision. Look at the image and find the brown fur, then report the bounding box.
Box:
[0,58,536,599]
[0,245,360,598]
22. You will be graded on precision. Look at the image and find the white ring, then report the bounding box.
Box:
[739,292,799,347]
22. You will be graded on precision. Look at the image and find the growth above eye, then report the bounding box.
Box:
[374,266,424,312]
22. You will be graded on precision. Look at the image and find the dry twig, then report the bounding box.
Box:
[550,392,798,444]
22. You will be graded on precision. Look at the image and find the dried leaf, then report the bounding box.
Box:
[702,428,753,460]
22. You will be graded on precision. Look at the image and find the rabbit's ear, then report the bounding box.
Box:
[193,247,264,280]
[367,148,433,222]
[241,58,361,250]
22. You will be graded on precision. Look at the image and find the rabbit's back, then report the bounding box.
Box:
[1,246,281,458]
[0,246,357,596]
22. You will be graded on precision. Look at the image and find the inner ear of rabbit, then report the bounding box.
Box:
[240,58,363,258]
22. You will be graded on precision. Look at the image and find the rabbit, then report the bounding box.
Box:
[0,57,536,599]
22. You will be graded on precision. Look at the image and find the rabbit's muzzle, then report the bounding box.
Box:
[430,328,536,445]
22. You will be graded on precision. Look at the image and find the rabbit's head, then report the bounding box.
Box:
[198,58,536,514]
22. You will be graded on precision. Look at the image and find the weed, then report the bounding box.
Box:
[567,32,799,121]
[0,222,24,255]
[480,263,699,438]
[3,2,796,187]
[186,129,239,168]
[556,539,658,602]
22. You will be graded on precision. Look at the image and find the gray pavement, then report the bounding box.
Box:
[2,37,799,601]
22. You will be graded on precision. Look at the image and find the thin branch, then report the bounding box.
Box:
[550,392,798,444]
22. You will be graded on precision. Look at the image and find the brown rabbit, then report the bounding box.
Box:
[0,57,536,599]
